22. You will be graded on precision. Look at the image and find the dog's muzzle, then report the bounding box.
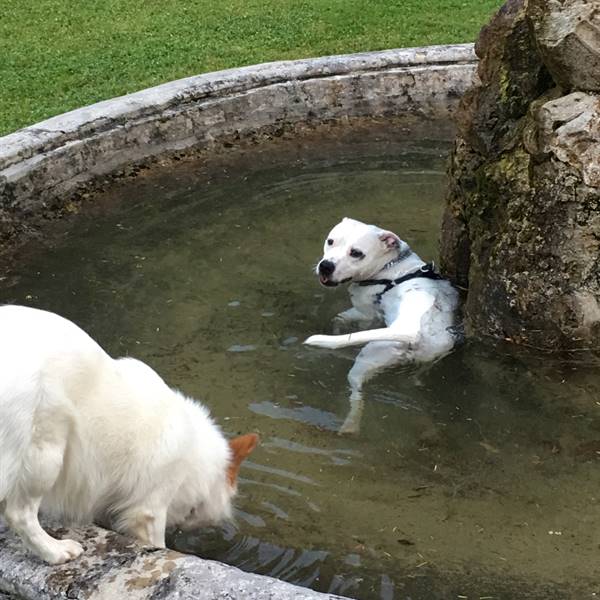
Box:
[317,260,339,286]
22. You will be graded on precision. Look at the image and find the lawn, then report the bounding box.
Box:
[1,0,500,136]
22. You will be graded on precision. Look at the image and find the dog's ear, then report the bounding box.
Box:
[227,433,259,486]
[379,231,400,249]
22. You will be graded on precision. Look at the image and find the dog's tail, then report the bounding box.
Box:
[304,329,416,350]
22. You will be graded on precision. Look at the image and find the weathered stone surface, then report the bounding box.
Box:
[529,0,600,92]
[441,0,552,289]
[457,0,552,157]
[440,0,600,350]
[0,520,348,600]
[529,91,600,187]
[0,44,476,265]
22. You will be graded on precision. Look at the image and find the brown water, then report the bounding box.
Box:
[3,125,600,599]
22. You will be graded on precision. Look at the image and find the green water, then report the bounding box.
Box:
[4,125,600,599]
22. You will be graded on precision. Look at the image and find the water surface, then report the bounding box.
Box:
[4,125,600,599]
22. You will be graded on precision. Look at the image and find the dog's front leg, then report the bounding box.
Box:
[120,502,168,548]
[305,328,416,349]
[308,290,434,349]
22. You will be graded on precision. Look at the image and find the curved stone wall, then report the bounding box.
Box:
[0,44,476,259]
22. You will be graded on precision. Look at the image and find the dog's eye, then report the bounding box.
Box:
[327,238,334,246]
[349,248,364,259]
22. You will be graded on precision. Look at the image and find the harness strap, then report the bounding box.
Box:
[358,262,443,304]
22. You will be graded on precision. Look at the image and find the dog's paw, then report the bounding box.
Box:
[42,538,84,565]
[338,419,360,435]
[304,335,336,348]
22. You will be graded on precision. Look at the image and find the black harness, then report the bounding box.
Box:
[358,262,443,305]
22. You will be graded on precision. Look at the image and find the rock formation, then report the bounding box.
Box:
[440,0,600,350]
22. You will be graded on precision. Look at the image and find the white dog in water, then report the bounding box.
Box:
[0,305,258,564]
[304,218,459,433]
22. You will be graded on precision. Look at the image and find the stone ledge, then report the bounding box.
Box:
[0,521,349,600]
[0,43,475,169]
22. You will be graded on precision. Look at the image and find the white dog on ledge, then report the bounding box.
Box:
[304,217,460,434]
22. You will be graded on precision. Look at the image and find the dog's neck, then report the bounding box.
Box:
[372,244,423,279]
[379,245,412,273]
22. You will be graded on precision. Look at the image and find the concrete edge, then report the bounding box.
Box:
[0,520,349,600]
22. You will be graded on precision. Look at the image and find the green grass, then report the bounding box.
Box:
[0,0,500,136]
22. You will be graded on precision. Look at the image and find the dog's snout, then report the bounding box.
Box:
[318,260,335,276]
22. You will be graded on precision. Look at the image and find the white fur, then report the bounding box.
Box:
[304,218,459,433]
[0,305,237,564]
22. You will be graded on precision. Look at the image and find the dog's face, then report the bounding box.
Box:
[171,433,259,531]
[316,218,406,286]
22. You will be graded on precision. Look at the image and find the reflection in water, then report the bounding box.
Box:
[249,400,341,431]
[3,125,600,599]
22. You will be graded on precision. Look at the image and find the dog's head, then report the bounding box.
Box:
[169,432,259,531]
[316,218,407,286]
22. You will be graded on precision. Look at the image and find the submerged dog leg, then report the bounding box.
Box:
[332,308,378,334]
[339,341,412,434]
[339,388,364,435]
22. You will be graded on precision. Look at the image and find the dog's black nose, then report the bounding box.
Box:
[318,260,335,276]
